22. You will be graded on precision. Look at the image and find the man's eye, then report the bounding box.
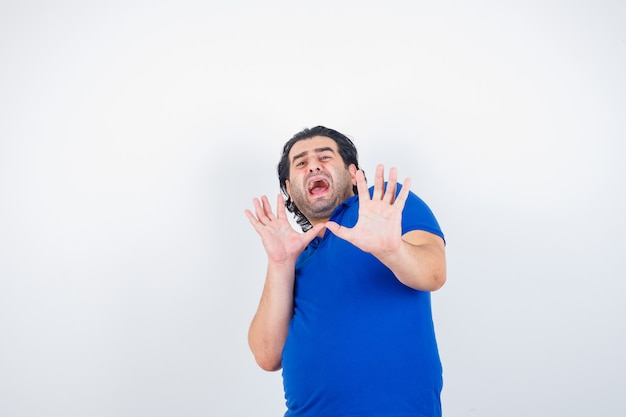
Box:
[296,161,305,167]
[320,155,331,161]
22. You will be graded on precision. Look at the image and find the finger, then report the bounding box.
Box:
[394,177,411,209]
[302,223,325,244]
[383,167,398,203]
[355,169,370,201]
[244,209,263,232]
[261,195,276,220]
[275,194,287,219]
[325,220,353,242]
[244,209,257,224]
[372,164,385,200]
[253,197,271,225]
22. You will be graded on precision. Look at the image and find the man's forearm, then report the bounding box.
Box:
[375,232,446,292]
[248,261,296,371]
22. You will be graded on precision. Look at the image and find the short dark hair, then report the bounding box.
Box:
[278,126,363,231]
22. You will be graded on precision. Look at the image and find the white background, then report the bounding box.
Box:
[1,1,624,416]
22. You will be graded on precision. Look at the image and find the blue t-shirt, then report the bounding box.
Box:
[282,185,445,417]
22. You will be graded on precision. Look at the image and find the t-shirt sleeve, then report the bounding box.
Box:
[399,185,445,243]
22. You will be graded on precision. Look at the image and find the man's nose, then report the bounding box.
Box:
[307,158,322,172]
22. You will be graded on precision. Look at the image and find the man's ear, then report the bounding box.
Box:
[349,164,358,186]
[285,180,292,198]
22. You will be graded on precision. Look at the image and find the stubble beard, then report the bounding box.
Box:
[292,169,354,224]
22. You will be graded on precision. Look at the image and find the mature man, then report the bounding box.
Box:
[245,126,446,417]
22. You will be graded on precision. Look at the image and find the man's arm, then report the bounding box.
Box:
[378,229,446,291]
[245,195,323,371]
[326,164,446,291]
[248,260,296,371]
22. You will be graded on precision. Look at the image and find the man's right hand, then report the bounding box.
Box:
[246,194,325,371]
[245,194,324,264]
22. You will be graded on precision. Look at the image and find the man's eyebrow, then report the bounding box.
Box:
[291,147,336,163]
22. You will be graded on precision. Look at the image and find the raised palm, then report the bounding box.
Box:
[245,194,324,264]
[325,164,410,258]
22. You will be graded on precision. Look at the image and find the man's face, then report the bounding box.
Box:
[286,136,357,225]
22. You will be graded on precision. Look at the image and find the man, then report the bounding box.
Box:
[245,126,446,416]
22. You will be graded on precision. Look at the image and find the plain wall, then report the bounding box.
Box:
[1,1,624,416]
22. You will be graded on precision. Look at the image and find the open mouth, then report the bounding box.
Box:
[308,178,330,196]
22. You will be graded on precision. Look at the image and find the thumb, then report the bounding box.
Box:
[325,221,352,241]
[302,223,325,244]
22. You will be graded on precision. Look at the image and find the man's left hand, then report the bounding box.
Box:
[325,164,410,258]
